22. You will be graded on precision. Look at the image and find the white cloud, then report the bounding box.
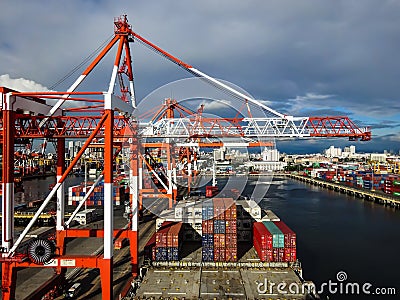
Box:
[0,74,49,92]
[199,99,232,111]
[289,93,334,102]
[285,93,335,115]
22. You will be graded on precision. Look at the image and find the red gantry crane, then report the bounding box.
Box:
[0,15,371,300]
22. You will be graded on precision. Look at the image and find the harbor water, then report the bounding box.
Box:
[244,176,400,299]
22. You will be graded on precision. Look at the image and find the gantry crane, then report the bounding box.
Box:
[0,15,371,300]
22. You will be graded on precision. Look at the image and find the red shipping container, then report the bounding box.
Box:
[253,238,272,262]
[167,223,182,247]
[156,222,176,248]
[223,198,237,219]
[213,198,225,219]
[225,233,237,247]
[214,247,226,261]
[279,248,285,262]
[214,234,226,248]
[290,248,297,262]
[206,186,218,198]
[225,247,237,262]
[284,248,291,262]
[225,220,237,234]
[202,220,214,234]
[273,248,284,262]
[273,221,296,248]
[253,222,273,249]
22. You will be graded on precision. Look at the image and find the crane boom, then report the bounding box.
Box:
[130,30,284,118]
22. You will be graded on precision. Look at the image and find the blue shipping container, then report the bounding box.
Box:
[202,247,214,261]
[167,247,179,261]
[202,234,214,247]
[155,247,167,261]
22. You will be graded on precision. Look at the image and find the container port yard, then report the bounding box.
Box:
[1,12,400,300]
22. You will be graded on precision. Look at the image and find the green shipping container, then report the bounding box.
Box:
[393,192,400,196]
[393,181,400,186]
[262,221,284,248]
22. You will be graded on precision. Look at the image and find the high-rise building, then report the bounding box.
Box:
[325,146,342,158]
[262,148,280,162]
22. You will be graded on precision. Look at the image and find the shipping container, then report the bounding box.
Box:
[206,186,218,198]
[225,247,237,262]
[167,247,179,261]
[202,219,214,234]
[155,221,176,248]
[214,247,226,261]
[225,233,237,247]
[144,233,156,261]
[155,247,167,261]
[202,234,214,248]
[214,234,226,248]
[253,222,273,249]
[167,222,183,248]
[272,248,284,262]
[202,247,214,261]
[223,198,236,219]
[253,237,272,262]
[202,200,214,220]
[273,221,296,248]
[263,221,284,248]
[290,247,297,262]
[225,220,237,234]
[213,198,225,219]
[213,219,226,234]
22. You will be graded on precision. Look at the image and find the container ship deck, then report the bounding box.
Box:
[131,198,318,300]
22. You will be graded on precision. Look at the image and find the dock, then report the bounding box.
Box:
[285,173,400,208]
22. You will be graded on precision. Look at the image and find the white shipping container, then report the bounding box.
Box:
[194,202,202,218]
[174,202,186,218]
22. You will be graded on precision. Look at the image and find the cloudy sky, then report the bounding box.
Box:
[1,0,399,153]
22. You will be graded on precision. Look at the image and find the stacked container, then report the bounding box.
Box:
[274,221,297,262]
[154,221,183,261]
[201,200,214,261]
[263,221,284,262]
[224,198,237,262]
[201,198,238,262]
[68,183,126,206]
[253,220,296,262]
[253,222,273,261]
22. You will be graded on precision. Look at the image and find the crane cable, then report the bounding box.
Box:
[49,34,115,90]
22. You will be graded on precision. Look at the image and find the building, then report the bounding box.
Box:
[213,147,225,161]
[343,145,356,158]
[325,146,342,158]
[262,148,279,162]
[370,153,387,163]
[246,148,286,171]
